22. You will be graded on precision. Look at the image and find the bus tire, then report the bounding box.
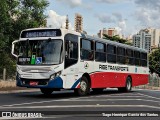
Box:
[92,88,104,93]
[118,77,132,92]
[74,76,90,96]
[40,88,53,95]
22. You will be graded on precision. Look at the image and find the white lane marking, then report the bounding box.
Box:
[52,99,160,103]
[137,93,160,100]
[1,95,142,107]
[0,105,160,110]
[1,98,160,108]
[0,97,98,107]
[94,96,144,98]
[1,93,156,107]
[0,91,157,108]
[1,98,80,107]
[135,89,160,92]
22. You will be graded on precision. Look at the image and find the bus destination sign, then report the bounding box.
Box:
[21,29,62,38]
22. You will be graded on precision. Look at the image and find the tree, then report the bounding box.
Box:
[0,0,19,76]
[149,48,160,75]
[103,34,132,45]
[0,0,49,77]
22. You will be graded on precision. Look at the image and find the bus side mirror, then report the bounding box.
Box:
[11,40,19,58]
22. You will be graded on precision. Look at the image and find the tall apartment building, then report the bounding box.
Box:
[147,28,160,49]
[133,29,151,53]
[74,13,83,33]
[97,28,118,38]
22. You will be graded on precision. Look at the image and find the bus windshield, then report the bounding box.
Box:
[16,39,63,65]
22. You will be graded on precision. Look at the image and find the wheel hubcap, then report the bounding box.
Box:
[80,81,87,92]
[127,81,131,90]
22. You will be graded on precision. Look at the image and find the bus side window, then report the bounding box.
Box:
[107,44,116,63]
[117,47,125,64]
[80,39,94,61]
[126,49,134,65]
[134,51,141,66]
[95,42,106,62]
[141,52,147,67]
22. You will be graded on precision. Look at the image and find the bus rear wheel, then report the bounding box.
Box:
[74,76,90,96]
[118,77,132,92]
[40,88,54,95]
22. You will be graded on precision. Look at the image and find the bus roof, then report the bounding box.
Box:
[20,28,148,53]
[81,33,148,53]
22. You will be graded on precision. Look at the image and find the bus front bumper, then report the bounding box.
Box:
[16,75,63,89]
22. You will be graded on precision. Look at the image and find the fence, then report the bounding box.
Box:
[0,68,16,81]
[148,73,160,87]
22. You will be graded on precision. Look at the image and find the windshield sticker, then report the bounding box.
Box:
[31,55,36,64]
[18,57,31,63]
[36,57,42,64]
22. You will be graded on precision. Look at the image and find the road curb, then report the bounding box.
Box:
[0,89,39,94]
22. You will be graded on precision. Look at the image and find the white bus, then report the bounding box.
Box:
[11,28,149,96]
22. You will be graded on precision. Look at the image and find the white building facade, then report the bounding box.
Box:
[147,28,160,48]
[133,29,151,53]
[97,28,118,38]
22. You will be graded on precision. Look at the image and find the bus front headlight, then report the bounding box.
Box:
[50,74,56,80]
[56,71,61,76]
[50,71,61,80]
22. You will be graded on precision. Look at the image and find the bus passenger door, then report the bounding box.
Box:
[64,34,79,88]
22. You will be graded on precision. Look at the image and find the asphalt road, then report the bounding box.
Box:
[0,88,160,120]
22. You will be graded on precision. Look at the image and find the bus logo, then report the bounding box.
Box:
[84,62,89,69]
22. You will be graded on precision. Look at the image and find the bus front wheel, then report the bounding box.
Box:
[118,77,132,92]
[40,88,54,95]
[74,76,90,96]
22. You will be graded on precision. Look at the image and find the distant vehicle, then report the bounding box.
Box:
[11,28,149,96]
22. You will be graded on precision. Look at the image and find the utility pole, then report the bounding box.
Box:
[3,68,6,81]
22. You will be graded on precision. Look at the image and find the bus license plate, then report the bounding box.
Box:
[30,81,38,86]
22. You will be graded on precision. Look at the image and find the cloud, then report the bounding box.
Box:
[118,20,126,33]
[134,0,160,28]
[112,12,123,21]
[97,13,115,23]
[96,0,128,4]
[47,10,73,29]
[97,12,126,35]
[135,0,160,10]
[56,0,82,8]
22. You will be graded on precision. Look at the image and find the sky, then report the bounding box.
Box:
[46,0,160,37]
